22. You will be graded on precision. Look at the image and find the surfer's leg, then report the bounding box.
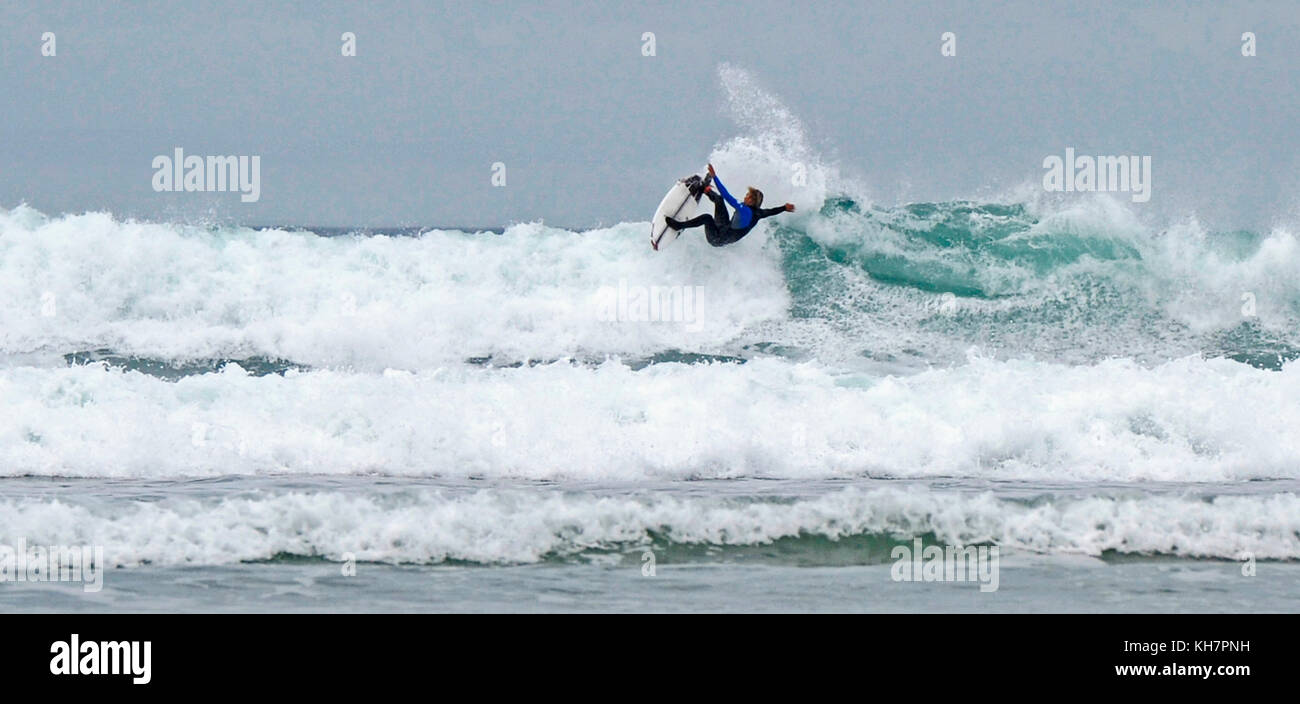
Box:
[705,225,740,247]
[706,221,757,246]
[669,193,731,241]
[669,215,730,245]
[667,214,713,231]
[713,196,730,226]
[702,192,733,233]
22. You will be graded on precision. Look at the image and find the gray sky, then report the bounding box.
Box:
[2,1,1298,229]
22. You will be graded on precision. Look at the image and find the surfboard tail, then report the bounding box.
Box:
[683,173,711,201]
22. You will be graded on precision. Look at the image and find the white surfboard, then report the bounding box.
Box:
[650,179,701,251]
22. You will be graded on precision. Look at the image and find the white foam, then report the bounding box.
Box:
[709,63,840,216]
[1,486,1292,566]
[1,355,1297,482]
[0,206,789,368]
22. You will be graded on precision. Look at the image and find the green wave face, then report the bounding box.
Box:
[772,198,1300,370]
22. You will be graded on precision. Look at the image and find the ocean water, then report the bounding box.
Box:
[2,67,1299,612]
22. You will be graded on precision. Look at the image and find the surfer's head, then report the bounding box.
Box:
[745,188,764,207]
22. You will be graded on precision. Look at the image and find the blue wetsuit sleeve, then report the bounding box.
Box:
[713,174,741,209]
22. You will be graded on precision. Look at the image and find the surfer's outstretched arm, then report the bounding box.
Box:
[757,204,796,219]
[707,163,741,209]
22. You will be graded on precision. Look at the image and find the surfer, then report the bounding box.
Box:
[665,164,795,247]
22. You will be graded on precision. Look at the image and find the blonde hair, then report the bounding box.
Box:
[747,188,764,207]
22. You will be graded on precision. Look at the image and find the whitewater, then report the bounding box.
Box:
[2,65,1298,611]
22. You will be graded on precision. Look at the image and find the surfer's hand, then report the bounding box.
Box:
[707,163,715,177]
[784,203,795,212]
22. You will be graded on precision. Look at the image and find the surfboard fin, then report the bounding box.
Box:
[685,173,712,201]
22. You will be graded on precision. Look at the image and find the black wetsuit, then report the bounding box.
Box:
[668,174,787,247]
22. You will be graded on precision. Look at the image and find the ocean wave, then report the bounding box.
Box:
[5,63,1299,376]
[2,355,1297,482]
[4,194,1300,373]
[0,205,790,369]
[1,486,1293,567]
